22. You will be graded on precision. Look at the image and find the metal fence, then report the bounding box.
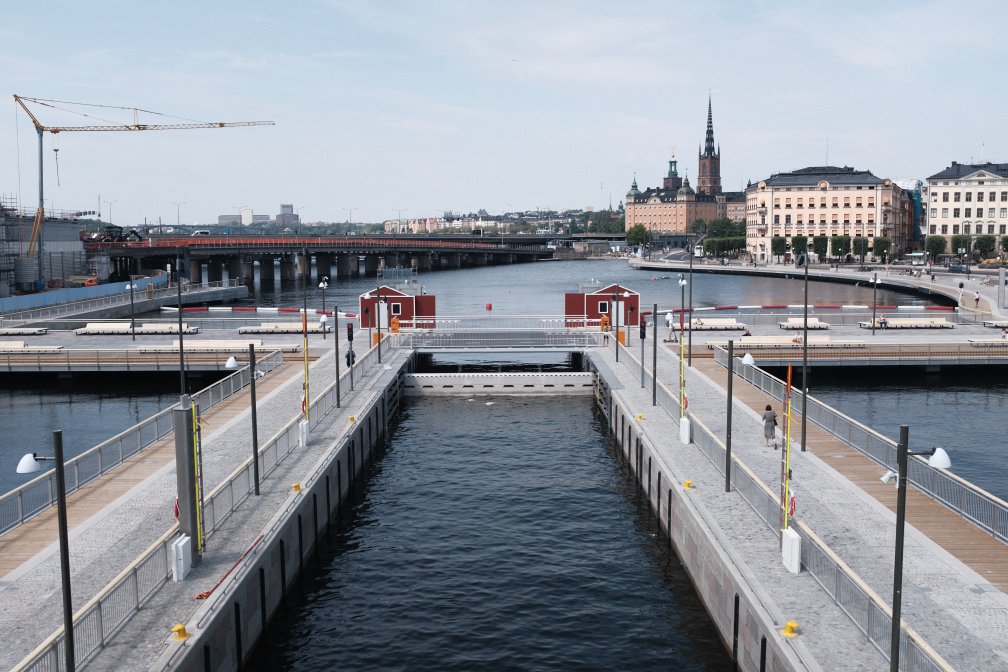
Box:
[712,347,1008,543]
[0,350,284,537]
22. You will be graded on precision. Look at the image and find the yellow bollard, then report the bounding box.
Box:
[292,483,302,493]
[683,480,694,490]
[780,620,800,638]
[171,624,190,641]
[349,415,356,423]
[636,413,644,421]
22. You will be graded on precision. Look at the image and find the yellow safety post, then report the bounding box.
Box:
[292,483,302,493]
[171,624,190,641]
[683,480,694,490]
[780,620,800,638]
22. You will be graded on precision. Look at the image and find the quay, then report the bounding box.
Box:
[2,270,1008,670]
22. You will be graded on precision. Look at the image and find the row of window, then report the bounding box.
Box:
[929,224,1008,235]
[932,191,1008,203]
[773,197,877,208]
[931,208,1007,219]
[773,214,876,224]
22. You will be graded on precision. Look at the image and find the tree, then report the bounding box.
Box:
[925,235,947,262]
[873,237,891,262]
[975,235,997,260]
[770,236,788,262]
[1001,236,1008,255]
[706,218,744,238]
[852,236,869,263]
[625,223,650,247]
[950,234,972,258]
[791,235,808,263]
[812,236,829,261]
[832,235,851,262]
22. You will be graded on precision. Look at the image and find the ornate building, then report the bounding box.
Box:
[923,162,1008,252]
[625,98,743,234]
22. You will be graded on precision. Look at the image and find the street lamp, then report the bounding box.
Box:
[318,276,329,341]
[884,426,951,672]
[17,431,75,671]
[127,280,136,341]
[872,273,879,336]
[171,201,185,229]
[394,209,407,235]
[678,274,687,419]
[688,237,694,367]
[612,293,620,362]
[344,207,357,232]
[176,248,186,396]
[103,199,117,225]
[226,349,261,495]
[797,254,810,452]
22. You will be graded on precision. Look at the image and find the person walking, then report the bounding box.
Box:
[665,311,677,343]
[762,404,779,449]
[975,290,981,308]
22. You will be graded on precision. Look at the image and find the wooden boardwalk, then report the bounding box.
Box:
[0,362,299,579]
[693,358,1008,590]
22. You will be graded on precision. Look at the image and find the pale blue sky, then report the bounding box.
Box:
[2,1,1004,226]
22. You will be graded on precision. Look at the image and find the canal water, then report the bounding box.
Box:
[247,396,733,671]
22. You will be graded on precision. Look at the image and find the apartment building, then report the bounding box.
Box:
[923,162,1008,251]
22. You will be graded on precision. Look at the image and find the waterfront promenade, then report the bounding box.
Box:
[1,264,1007,670]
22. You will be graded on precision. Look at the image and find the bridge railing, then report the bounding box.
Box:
[0,350,284,537]
[712,347,1008,543]
[0,349,259,372]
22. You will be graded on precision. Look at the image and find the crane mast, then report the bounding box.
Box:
[12,94,274,286]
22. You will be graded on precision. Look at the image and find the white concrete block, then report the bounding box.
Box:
[172,535,192,582]
[781,528,802,574]
[299,419,309,447]
[679,417,691,444]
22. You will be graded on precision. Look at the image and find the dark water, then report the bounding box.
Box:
[248,397,733,672]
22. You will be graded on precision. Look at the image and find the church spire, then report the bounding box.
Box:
[703,95,716,157]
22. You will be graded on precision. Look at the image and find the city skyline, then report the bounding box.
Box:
[1,1,1005,226]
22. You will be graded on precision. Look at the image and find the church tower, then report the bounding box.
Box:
[697,96,722,196]
[662,155,683,191]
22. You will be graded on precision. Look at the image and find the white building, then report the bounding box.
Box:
[923,162,1008,250]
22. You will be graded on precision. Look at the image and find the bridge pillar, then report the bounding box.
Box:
[446,252,461,268]
[240,257,254,283]
[335,253,352,278]
[413,254,432,272]
[257,256,276,285]
[279,255,295,282]
[226,255,242,284]
[295,251,311,280]
[207,258,223,283]
[316,253,333,281]
[364,254,380,276]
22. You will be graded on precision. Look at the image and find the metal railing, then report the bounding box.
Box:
[0,349,258,373]
[712,347,1008,543]
[0,278,242,325]
[16,334,397,672]
[687,415,951,672]
[0,350,284,536]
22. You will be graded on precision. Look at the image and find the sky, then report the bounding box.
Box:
[1,1,1005,227]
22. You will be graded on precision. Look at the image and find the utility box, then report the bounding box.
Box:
[172,535,193,582]
[299,419,309,448]
[781,528,802,574]
[679,417,691,444]
[616,329,625,345]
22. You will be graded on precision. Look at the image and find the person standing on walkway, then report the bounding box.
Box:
[762,404,778,448]
[975,290,981,308]
[665,311,677,343]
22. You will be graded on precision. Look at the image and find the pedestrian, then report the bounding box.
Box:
[975,291,981,308]
[665,311,677,343]
[762,404,778,448]
[600,313,610,343]
[1001,328,1008,340]
[880,314,888,330]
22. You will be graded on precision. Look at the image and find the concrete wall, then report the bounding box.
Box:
[154,376,402,671]
[601,382,810,672]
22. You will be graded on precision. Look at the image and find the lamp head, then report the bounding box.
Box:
[880,470,897,485]
[741,353,755,365]
[224,356,241,369]
[16,453,42,474]
[927,446,952,469]
[319,314,328,325]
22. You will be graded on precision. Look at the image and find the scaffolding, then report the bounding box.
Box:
[1,194,89,295]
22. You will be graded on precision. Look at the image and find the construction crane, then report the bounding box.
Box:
[13,94,275,287]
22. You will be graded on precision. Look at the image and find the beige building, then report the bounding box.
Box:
[746,166,910,262]
[923,162,1008,250]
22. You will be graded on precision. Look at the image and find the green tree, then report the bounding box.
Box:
[691,220,707,235]
[950,234,972,258]
[706,218,744,238]
[925,235,947,261]
[975,235,997,259]
[832,235,851,262]
[1001,236,1008,255]
[625,223,650,247]
[770,236,788,262]
[791,235,808,263]
[812,236,829,261]
[873,237,891,262]
[852,236,869,263]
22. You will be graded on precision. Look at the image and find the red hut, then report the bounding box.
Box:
[564,282,640,329]
[358,285,436,329]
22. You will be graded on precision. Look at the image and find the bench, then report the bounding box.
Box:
[982,320,1008,328]
[0,327,48,336]
[0,340,64,352]
[858,318,952,329]
[685,318,747,331]
[238,322,331,334]
[706,335,835,348]
[75,322,200,335]
[778,317,830,330]
[138,339,302,353]
[968,338,1008,347]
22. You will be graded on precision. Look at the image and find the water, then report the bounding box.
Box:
[248,397,733,671]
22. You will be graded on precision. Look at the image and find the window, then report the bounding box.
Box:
[954,192,961,202]
[1002,224,1007,234]
[774,215,780,224]
[931,192,938,202]
[954,208,960,218]
[953,225,960,234]
[820,197,827,208]
[965,208,972,218]
[930,208,937,218]
[941,225,948,233]
[390,302,402,316]
[942,208,949,217]
[942,192,949,202]
[990,208,996,218]
[1002,208,1008,218]
[867,200,875,208]
[990,191,996,201]
[598,301,609,314]
[832,197,839,208]
[964,224,972,234]
[930,225,937,234]
[843,197,851,207]
[989,224,996,234]
[977,191,985,202]
[856,197,863,207]
[785,214,791,224]
[966,192,973,202]
[1003,192,1008,201]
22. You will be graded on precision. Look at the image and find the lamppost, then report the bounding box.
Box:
[226,349,260,495]
[376,286,383,364]
[17,431,75,671]
[128,279,136,341]
[797,254,810,452]
[333,305,341,408]
[103,199,117,225]
[688,238,694,367]
[394,209,407,235]
[171,201,185,229]
[176,248,186,396]
[344,207,357,232]
[883,426,951,672]
[318,276,329,340]
[301,248,309,422]
[612,292,620,362]
[678,274,687,419]
[872,273,879,336]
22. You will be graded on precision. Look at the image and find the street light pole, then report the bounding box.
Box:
[688,240,694,367]
[799,254,809,452]
[171,201,185,229]
[333,305,341,408]
[872,272,879,336]
[176,249,186,396]
[345,207,357,232]
[319,277,328,341]
[103,199,117,225]
[678,274,687,419]
[613,293,620,363]
[652,302,657,406]
[128,278,136,341]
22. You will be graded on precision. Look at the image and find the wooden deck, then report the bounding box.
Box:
[694,358,1008,590]
[0,362,299,579]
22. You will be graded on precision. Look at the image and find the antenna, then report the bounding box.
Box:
[825,137,829,166]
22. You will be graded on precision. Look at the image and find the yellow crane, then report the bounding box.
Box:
[13,94,274,286]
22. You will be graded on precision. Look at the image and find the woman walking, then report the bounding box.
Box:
[762,404,778,449]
